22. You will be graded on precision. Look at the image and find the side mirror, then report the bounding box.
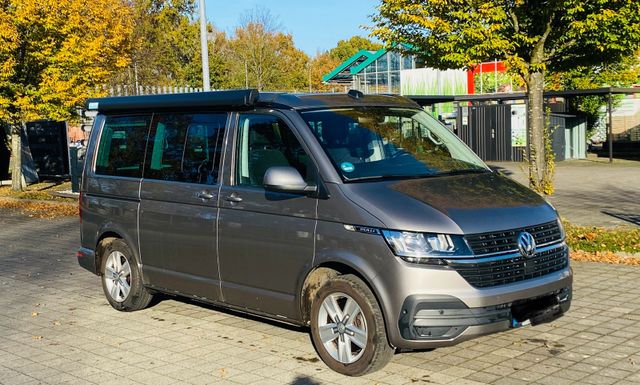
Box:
[263,166,317,194]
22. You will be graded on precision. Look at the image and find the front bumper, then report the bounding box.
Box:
[372,242,573,350]
[398,286,571,346]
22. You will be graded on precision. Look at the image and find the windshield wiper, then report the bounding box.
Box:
[345,169,489,182]
[345,174,435,182]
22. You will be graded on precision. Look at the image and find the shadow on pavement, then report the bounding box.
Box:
[552,184,640,207]
[291,376,323,385]
[602,211,640,226]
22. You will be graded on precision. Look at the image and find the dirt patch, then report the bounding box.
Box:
[293,356,320,363]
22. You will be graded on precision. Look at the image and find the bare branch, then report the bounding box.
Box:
[239,6,282,33]
[545,38,577,62]
[531,12,556,64]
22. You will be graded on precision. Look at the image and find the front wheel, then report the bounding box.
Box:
[310,274,393,376]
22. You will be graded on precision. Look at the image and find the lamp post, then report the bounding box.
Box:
[199,0,210,91]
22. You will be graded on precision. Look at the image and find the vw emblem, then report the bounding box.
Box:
[517,232,536,258]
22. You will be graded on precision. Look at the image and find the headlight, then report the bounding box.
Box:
[381,230,470,264]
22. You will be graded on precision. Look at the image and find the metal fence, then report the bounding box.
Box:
[105,85,205,97]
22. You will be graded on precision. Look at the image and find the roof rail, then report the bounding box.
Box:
[86,89,259,112]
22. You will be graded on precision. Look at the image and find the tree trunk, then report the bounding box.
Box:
[10,122,24,191]
[525,71,547,193]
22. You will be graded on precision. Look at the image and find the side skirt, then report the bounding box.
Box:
[144,284,308,329]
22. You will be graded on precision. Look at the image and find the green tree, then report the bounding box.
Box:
[0,0,133,190]
[548,53,640,137]
[107,0,231,92]
[329,36,382,62]
[111,0,200,90]
[207,29,231,90]
[225,7,309,91]
[309,51,342,92]
[371,0,640,194]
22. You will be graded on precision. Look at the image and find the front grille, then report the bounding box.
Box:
[465,221,562,256]
[448,245,568,288]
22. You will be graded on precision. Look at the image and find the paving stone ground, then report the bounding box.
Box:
[488,160,640,228]
[1,211,640,385]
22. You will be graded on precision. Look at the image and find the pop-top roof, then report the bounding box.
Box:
[85,89,420,112]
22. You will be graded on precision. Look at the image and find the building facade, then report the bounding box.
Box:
[322,45,416,93]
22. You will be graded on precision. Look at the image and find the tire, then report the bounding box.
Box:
[99,238,153,311]
[310,274,394,376]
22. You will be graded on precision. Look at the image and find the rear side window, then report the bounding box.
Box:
[145,113,227,185]
[95,115,151,177]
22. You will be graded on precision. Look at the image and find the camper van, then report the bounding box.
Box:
[77,90,572,375]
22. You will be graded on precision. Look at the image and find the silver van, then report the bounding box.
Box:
[77,89,572,376]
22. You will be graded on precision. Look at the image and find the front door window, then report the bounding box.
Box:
[236,114,311,188]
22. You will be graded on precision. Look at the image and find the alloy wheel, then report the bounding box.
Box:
[317,292,368,364]
[103,251,132,303]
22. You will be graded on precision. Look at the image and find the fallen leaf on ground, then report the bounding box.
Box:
[571,250,640,266]
[0,198,77,218]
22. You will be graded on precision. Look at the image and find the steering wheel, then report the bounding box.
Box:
[197,159,212,183]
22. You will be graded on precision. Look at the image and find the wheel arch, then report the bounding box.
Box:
[95,226,140,276]
[299,260,389,337]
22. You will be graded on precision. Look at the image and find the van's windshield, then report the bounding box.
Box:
[300,107,489,182]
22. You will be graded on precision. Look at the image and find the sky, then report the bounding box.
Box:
[204,0,380,56]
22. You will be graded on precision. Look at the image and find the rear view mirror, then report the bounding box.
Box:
[263,166,317,194]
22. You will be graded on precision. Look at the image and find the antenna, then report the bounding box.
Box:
[347,89,364,99]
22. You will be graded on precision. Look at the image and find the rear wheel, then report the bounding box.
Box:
[310,274,393,376]
[100,238,152,311]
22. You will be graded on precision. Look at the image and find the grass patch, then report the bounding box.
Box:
[0,181,76,203]
[0,198,78,218]
[565,222,640,253]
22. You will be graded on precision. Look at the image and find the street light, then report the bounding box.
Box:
[199,0,210,91]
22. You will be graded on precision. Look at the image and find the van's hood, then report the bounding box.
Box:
[338,172,558,234]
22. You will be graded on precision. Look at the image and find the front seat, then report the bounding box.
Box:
[248,123,290,185]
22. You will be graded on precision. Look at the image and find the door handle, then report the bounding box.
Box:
[197,192,215,200]
[224,193,243,203]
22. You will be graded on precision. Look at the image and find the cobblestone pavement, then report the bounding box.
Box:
[1,212,640,385]
[487,160,640,228]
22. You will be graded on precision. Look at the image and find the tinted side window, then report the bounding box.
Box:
[145,113,227,185]
[95,115,151,177]
[236,114,310,187]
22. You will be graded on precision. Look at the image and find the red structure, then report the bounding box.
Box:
[466,61,507,94]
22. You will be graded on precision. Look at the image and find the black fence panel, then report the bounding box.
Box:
[549,115,567,161]
[25,121,69,177]
[457,104,513,161]
[0,135,9,180]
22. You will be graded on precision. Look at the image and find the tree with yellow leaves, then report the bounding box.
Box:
[0,0,133,190]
